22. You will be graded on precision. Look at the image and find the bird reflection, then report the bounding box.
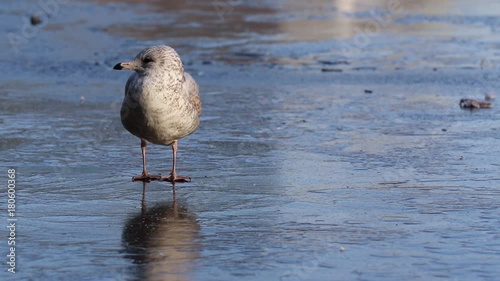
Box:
[123,182,201,281]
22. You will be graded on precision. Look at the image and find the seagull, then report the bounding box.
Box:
[459,98,491,109]
[113,45,201,182]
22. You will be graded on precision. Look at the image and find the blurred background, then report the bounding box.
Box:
[3,0,500,70]
[1,1,500,280]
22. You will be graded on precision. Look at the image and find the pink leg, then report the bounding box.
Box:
[161,140,191,183]
[132,139,161,182]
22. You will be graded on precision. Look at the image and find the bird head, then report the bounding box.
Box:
[113,45,184,76]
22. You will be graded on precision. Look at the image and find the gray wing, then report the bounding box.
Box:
[124,73,138,97]
[183,72,201,117]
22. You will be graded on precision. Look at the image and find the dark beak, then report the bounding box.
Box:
[113,61,137,70]
[113,63,124,70]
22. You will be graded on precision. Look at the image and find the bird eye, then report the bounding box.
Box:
[143,56,154,63]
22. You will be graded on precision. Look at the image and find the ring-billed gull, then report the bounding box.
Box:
[113,45,201,182]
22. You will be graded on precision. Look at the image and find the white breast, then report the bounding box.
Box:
[121,73,200,146]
